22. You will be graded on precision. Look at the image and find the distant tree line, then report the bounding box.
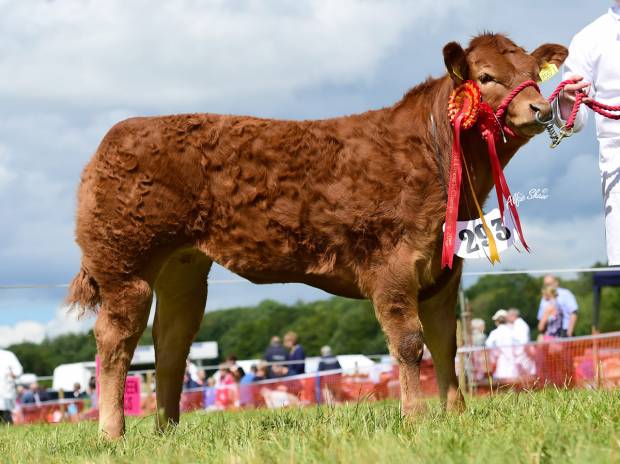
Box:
[8,265,620,375]
[138,298,387,360]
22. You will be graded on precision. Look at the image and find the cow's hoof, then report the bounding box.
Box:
[155,410,179,434]
[446,388,466,413]
[99,426,125,441]
[401,398,428,418]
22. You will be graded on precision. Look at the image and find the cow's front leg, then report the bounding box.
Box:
[419,265,465,413]
[372,271,425,415]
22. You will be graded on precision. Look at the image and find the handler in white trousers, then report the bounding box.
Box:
[0,348,23,424]
[555,2,620,264]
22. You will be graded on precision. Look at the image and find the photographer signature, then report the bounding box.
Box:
[507,188,549,208]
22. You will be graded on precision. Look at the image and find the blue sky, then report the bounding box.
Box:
[0,0,612,345]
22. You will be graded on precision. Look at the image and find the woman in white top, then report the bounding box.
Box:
[556,2,620,263]
[485,310,520,381]
[0,349,23,424]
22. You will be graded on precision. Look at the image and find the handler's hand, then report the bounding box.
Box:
[559,74,591,119]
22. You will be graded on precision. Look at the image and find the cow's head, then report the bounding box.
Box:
[443,34,568,138]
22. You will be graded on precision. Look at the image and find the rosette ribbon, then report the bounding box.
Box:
[441,80,533,269]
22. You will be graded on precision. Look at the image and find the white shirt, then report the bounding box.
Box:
[0,349,23,411]
[511,317,530,344]
[557,5,620,142]
[485,324,520,380]
[558,5,620,265]
[537,287,578,330]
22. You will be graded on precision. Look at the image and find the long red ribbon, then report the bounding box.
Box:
[441,109,467,269]
[483,130,530,252]
[476,102,529,252]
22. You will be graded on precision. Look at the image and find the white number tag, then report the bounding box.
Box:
[444,208,520,259]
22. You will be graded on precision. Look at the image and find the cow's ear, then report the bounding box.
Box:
[531,43,568,68]
[443,42,468,85]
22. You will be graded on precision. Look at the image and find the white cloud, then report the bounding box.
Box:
[509,214,606,268]
[0,145,15,191]
[0,0,460,109]
[46,305,95,339]
[0,306,95,348]
[0,164,12,189]
[0,110,134,284]
[547,151,602,218]
[0,320,46,347]
[463,213,607,286]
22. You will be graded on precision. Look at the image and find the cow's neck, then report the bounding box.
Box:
[390,75,525,221]
[456,122,523,220]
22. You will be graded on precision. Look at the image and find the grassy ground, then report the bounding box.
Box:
[2,389,620,464]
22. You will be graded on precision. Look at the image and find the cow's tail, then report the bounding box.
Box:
[65,265,101,316]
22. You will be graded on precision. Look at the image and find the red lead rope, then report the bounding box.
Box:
[494,80,540,137]
[547,79,620,130]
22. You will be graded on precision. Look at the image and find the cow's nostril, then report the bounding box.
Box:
[529,103,541,113]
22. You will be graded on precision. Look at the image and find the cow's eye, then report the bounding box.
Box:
[478,73,494,84]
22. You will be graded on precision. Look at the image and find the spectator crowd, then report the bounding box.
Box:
[181,331,342,410]
[472,274,579,384]
[0,346,97,426]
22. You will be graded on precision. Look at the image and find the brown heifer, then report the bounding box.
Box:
[67,33,567,437]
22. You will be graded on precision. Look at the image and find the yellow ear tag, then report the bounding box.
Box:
[451,66,464,81]
[538,62,558,83]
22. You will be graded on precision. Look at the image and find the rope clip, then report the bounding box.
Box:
[550,125,574,149]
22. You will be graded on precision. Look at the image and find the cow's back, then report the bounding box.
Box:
[75,109,434,284]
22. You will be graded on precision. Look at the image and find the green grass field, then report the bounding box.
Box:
[2,389,620,464]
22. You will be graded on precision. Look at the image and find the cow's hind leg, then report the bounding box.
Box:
[419,268,465,413]
[95,277,153,439]
[153,249,212,432]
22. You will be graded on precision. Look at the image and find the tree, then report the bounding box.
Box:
[466,273,541,331]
